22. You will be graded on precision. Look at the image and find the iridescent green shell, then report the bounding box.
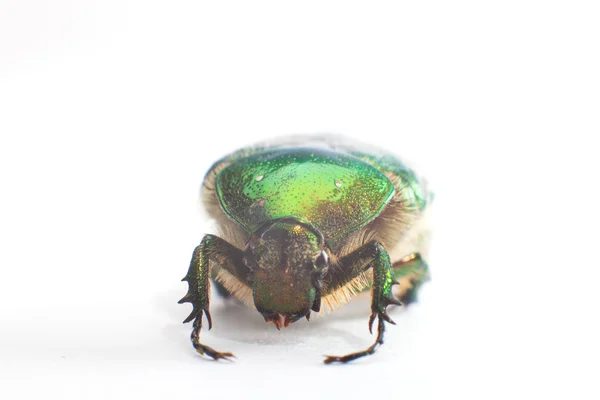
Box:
[347,150,430,212]
[203,135,432,248]
[215,148,394,241]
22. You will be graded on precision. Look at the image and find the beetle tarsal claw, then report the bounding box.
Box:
[324,315,388,364]
[194,343,236,362]
[190,317,235,361]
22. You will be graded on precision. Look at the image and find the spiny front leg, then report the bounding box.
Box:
[324,242,400,364]
[179,234,248,361]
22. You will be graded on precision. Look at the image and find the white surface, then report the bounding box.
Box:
[1,1,599,399]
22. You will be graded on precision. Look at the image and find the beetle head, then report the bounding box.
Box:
[244,219,329,328]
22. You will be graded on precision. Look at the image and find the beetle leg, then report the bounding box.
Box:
[179,234,248,361]
[392,253,430,305]
[190,314,235,361]
[323,241,400,364]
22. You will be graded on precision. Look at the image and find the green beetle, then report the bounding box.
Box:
[179,135,432,363]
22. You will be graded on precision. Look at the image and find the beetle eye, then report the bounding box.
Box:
[315,250,329,269]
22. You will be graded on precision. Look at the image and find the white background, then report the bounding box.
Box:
[1,1,599,399]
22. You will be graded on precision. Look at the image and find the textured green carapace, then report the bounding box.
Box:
[348,151,430,212]
[181,135,432,364]
[216,149,394,242]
